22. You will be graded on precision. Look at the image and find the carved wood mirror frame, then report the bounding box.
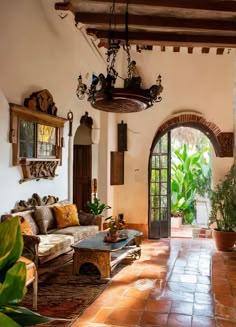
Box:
[9,103,67,183]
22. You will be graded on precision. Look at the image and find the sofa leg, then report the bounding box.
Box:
[32,267,38,311]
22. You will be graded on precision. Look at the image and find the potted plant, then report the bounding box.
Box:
[0,216,54,326]
[209,164,236,251]
[104,216,127,242]
[87,195,111,216]
[87,196,112,230]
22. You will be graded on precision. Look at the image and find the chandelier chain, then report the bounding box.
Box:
[124,1,131,80]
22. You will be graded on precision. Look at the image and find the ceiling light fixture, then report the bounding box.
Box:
[76,0,163,113]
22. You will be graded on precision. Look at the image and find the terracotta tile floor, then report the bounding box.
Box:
[71,238,236,327]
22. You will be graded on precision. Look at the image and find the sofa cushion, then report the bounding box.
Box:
[52,204,80,228]
[38,234,74,258]
[34,206,56,234]
[19,216,34,235]
[78,211,95,226]
[49,225,99,242]
[12,210,39,235]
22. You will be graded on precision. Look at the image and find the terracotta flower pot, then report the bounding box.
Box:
[213,229,236,251]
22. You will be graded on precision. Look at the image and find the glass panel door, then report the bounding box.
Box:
[149,132,171,239]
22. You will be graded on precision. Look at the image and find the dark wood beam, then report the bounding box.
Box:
[188,47,193,53]
[87,29,236,48]
[74,13,236,32]
[75,0,236,12]
[202,47,210,53]
[216,48,225,55]
[173,47,180,52]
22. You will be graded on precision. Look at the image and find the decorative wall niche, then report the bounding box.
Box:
[9,93,67,183]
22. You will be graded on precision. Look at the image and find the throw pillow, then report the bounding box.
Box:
[52,204,80,228]
[16,211,39,235]
[34,206,56,234]
[19,216,34,235]
[78,210,95,226]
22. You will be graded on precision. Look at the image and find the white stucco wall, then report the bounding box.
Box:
[110,48,235,223]
[0,0,105,213]
[0,0,234,224]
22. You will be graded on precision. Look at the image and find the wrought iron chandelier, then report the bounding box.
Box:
[76,0,163,113]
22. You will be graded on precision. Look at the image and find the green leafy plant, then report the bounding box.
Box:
[0,216,53,327]
[87,196,111,216]
[171,144,211,224]
[209,165,236,231]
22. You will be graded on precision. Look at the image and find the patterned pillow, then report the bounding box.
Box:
[18,216,34,235]
[78,211,95,226]
[52,204,80,228]
[34,206,56,234]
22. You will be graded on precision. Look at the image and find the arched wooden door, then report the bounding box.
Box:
[149,132,171,239]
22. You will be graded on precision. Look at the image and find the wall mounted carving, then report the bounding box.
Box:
[19,158,60,184]
[217,132,234,157]
[24,89,58,116]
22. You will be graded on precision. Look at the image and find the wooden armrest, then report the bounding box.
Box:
[22,234,40,268]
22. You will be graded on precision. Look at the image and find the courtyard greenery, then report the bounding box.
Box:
[171,141,212,225]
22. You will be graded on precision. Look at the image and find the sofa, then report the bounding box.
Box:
[1,201,101,267]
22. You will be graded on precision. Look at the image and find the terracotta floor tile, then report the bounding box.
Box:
[91,307,113,323]
[115,296,148,310]
[192,316,216,327]
[216,319,236,327]
[124,287,151,299]
[170,301,193,315]
[228,278,236,288]
[193,302,215,317]
[105,308,142,325]
[197,275,211,285]
[70,238,236,327]
[146,299,172,313]
[215,304,236,320]
[77,303,102,321]
[166,281,196,293]
[167,313,192,327]
[195,283,212,293]
[194,292,214,304]
[215,294,235,307]
[140,311,168,326]
[168,273,197,283]
[162,289,194,302]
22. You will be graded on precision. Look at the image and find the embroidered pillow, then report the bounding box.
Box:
[53,204,80,228]
[18,216,34,235]
[34,206,56,234]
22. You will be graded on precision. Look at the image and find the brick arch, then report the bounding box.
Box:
[151,113,233,157]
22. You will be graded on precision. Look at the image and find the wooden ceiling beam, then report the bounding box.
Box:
[77,0,236,12]
[87,29,236,48]
[216,48,225,55]
[202,47,210,53]
[74,13,236,32]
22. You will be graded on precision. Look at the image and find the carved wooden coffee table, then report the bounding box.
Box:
[72,229,142,278]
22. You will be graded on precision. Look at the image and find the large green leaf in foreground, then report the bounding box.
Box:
[0,216,23,273]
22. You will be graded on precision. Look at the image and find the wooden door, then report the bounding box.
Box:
[149,132,171,239]
[73,145,92,212]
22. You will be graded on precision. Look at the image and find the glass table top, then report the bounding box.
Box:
[72,229,142,252]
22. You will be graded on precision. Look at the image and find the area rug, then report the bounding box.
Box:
[21,252,127,327]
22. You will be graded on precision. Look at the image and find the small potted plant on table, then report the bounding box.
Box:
[87,195,111,230]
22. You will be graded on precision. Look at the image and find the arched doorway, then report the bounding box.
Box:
[148,113,233,239]
[73,112,93,213]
